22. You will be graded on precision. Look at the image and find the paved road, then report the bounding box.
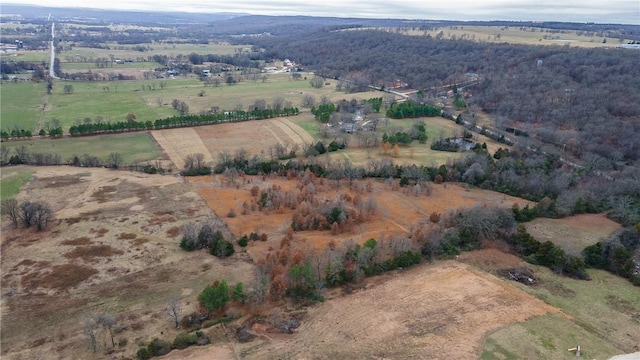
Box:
[49,22,56,79]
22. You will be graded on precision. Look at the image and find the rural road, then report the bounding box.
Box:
[49,22,57,79]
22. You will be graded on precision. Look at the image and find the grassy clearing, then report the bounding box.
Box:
[399,26,627,48]
[525,214,621,255]
[1,132,161,164]
[0,81,48,131]
[482,266,640,359]
[0,167,33,200]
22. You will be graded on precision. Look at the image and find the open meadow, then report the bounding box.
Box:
[397,26,630,48]
[525,214,622,254]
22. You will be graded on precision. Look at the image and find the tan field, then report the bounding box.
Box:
[526,214,621,254]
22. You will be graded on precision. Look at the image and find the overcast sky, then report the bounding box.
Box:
[9,0,640,24]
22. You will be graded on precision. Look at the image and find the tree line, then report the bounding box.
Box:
[67,107,299,136]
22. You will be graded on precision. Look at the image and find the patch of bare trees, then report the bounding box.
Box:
[2,199,53,231]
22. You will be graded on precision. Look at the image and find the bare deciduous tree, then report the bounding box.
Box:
[167,296,181,329]
[106,153,123,169]
[83,316,98,353]
[1,198,20,228]
[33,202,53,231]
[97,314,116,348]
[222,167,240,185]
[301,94,316,108]
[184,153,206,171]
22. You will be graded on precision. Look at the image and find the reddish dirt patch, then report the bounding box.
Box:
[92,185,117,203]
[457,248,525,272]
[132,238,149,246]
[63,245,124,261]
[166,226,181,238]
[90,227,109,237]
[61,237,91,246]
[39,175,84,188]
[36,264,98,290]
[117,232,137,240]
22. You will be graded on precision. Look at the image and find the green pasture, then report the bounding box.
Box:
[61,61,160,71]
[1,132,161,164]
[168,73,378,114]
[45,78,192,129]
[58,41,253,62]
[481,267,640,359]
[0,50,50,62]
[2,73,384,134]
[0,81,48,132]
[0,166,33,200]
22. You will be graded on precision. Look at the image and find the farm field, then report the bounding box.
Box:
[0,132,162,165]
[0,50,50,62]
[0,81,48,131]
[1,73,383,134]
[456,247,640,360]
[237,261,563,359]
[57,41,254,62]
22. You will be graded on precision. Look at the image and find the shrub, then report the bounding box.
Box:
[199,280,230,314]
[233,282,246,303]
[147,338,171,357]
[363,238,377,249]
[211,239,235,258]
[237,235,248,247]
[172,332,198,350]
[118,338,128,347]
[136,347,151,360]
